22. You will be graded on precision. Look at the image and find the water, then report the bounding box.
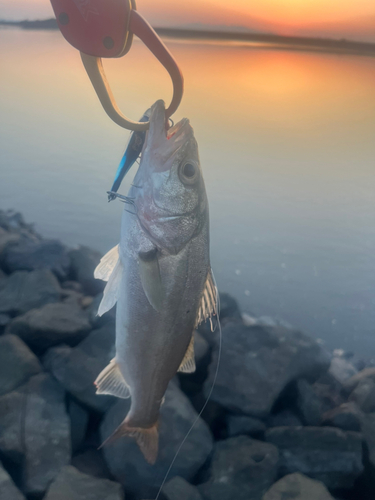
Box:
[1,28,375,357]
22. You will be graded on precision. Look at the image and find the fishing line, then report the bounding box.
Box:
[154,274,222,500]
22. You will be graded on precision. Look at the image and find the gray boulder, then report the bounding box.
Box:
[44,324,116,412]
[71,449,111,480]
[69,246,104,296]
[0,270,61,315]
[44,465,124,500]
[267,410,302,428]
[322,403,363,432]
[0,461,26,500]
[7,302,91,352]
[22,373,71,496]
[226,414,266,438]
[199,436,279,500]
[69,399,90,453]
[204,324,330,418]
[329,356,357,384]
[295,379,323,426]
[262,472,334,500]
[0,388,25,463]
[101,382,213,498]
[265,426,363,490]
[163,476,203,500]
[349,377,375,413]
[0,313,11,332]
[2,239,70,279]
[343,367,375,393]
[0,334,41,396]
[361,413,375,469]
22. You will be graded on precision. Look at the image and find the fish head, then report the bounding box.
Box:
[134,100,208,254]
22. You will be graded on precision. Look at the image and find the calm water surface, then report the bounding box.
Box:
[1,28,375,356]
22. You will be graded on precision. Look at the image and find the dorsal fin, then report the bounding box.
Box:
[97,258,123,316]
[178,335,196,373]
[94,245,119,282]
[195,269,218,328]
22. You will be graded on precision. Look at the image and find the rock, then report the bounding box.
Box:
[265,426,363,490]
[69,399,89,453]
[61,289,85,307]
[44,465,124,500]
[295,379,323,426]
[7,302,91,352]
[199,437,279,500]
[0,313,11,332]
[329,357,357,384]
[0,334,42,396]
[349,378,375,413]
[62,280,84,293]
[0,270,61,316]
[44,324,116,412]
[101,382,213,498]
[322,403,363,432]
[69,246,104,296]
[218,292,242,322]
[71,449,111,479]
[361,413,375,469]
[0,227,21,260]
[163,476,203,500]
[2,239,70,279]
[204,324,330,418]
[343,368,375,393]
[194,330,210,369]
[0,461,26,500]
[0,388,25,463]
[267,410,302,428]
[0,210,37,235]
[262,472,334,500]
[226,414,266,438]
[22,373,71,496]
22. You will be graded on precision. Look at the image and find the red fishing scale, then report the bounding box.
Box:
[49,0,183,130]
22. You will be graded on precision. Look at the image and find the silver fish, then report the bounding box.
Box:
[93,100,217,464]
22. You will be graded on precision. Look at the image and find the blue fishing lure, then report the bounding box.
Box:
[108,110,150,201]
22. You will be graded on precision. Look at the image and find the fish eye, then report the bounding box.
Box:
[179,161,199,185]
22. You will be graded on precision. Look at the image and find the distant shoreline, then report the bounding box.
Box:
[1,18,375,57]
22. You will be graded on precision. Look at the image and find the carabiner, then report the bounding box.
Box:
[49,0,183,131]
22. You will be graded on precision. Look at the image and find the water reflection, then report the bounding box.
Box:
[0,29,374,355]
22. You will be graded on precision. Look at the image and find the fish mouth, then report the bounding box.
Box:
[147,100,193,150]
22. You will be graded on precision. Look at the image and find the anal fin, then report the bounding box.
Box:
[178,335,196,373]
[94,359,130,399]
[101,419,159,465]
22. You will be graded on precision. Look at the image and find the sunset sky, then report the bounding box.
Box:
[0,0,375,41]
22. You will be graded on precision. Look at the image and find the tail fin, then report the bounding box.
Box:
[100,419,159,465]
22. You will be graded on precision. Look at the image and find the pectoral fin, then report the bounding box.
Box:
[178,335,196,373]
[138,249,165,312]
[97,258,123,316]
[94,359,130,399]
[195,268,218,327]
[94,244,119,282]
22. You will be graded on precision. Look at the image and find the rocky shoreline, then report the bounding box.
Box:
[0,209,374,500]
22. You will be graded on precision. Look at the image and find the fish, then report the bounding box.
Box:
[108,109,150,202]
[93,99,217,464]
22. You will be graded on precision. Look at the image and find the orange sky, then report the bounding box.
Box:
[1,0,375,41]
